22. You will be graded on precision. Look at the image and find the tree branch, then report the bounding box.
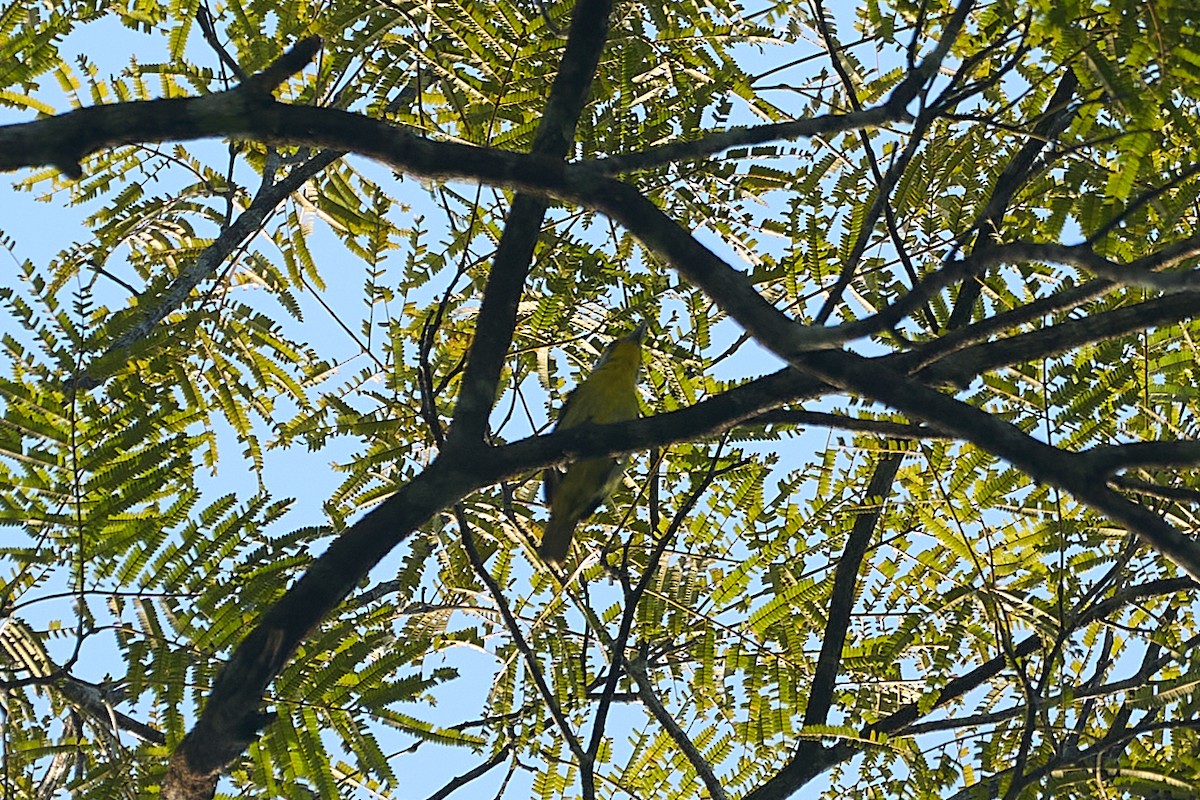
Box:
[74,148,341,389]
[423,743,514,800]
[443,0,615,449]
[747,409,948,440]
[626,654,729,800]
[800,348,1200,581]
[916,291,1200,386]
[947,67,1080,328]
[745,576,1195,800]
[164,2,619,794]
[802,454,903,727]
[160,458,479,799]
[1081,440,1200,476]
[606,448,731,800]
[592,106,901,174]
[458,511,586,766]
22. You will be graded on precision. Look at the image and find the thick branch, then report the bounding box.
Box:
[802,454,903,727]
[164,3,619,795]
[443,0,615,449]
[0,54,896,197]
[947,67,1080,328]
[161,458,480,799]
[1081,440,1200,475]
[151,270,1197,797]
[800,349,1200,582]
[7,37,320,179]
[916,291,1200,386]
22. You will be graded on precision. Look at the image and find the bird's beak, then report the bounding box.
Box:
[630,321,648,342]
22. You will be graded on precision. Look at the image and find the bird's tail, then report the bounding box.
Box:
[538,515,578,568]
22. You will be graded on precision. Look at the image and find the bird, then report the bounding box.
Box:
[538,323,646,567]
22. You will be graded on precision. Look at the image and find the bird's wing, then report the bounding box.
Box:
[554,386,579,428]
[556,383,606,430]
[543,466,563,504]
[544,385,587,507]
[545,383,602,503]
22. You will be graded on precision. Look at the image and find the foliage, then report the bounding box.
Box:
[1,0,1200,798]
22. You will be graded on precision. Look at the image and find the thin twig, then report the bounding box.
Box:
[458,510,586,763]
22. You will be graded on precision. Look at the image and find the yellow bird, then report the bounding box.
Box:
[539,324,646,567]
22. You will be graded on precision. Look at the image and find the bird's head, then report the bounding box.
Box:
[593,321,647,372]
